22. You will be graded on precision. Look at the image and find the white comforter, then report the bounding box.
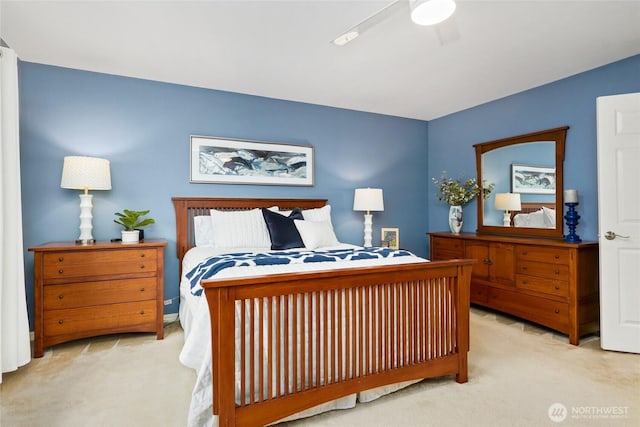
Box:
[179,244,427,427]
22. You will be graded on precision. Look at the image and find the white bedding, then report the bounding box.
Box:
[179,243,428,427]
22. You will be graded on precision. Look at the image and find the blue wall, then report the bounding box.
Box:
[18,54,640,329]
[18,63,429,328]
[428,54,640,240]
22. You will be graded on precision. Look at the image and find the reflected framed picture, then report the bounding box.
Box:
[190,135,314,186]
[381,228,399,249]
[511,164,555,194]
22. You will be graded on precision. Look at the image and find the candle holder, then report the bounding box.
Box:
[564,202,581,243]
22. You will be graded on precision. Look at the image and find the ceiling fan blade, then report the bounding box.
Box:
[434,15,460,45]
[332,0,405,46]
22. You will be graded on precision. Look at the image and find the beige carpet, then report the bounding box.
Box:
[1,308,638,427]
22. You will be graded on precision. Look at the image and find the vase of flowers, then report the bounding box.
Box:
[433,172,494,234]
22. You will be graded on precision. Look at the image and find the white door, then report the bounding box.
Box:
[596,92,640,353]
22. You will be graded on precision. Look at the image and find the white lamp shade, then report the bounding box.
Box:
[353,188,384,212]
[494,193,522,211]
[410,0,457,26]
[61,156,112,191]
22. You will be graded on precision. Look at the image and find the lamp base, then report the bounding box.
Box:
[75,239,96,245]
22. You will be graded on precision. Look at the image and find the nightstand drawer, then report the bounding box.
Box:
[516,275,568,297]
[43,300,157,338]
[43,278,157,309]
[516,260,569,281]
[516,246,569,264]
[43,249,157,279]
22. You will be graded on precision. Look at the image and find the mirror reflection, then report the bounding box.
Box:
[482,141,555,227]
[475,126,567,239]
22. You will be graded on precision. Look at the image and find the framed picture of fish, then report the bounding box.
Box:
[190,135,314,186]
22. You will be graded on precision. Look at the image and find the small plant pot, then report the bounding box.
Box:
[121,230,140,244]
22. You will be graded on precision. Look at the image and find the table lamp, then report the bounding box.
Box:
[353,188,384,247]
[494,193,521,227]
[61,156,112,244]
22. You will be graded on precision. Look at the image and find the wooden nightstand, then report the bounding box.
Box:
[29,239,167,357]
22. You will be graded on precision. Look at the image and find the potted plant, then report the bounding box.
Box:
[114,209,155,243]
[432,172,494,234]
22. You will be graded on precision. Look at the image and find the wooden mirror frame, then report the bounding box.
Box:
[474,126,568,239]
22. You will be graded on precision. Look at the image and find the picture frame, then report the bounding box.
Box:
[381,228,399,249]
[511,164,555,194]
[190,135,314,186]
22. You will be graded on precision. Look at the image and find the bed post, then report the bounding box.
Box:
[208,287,237,426]
[455,263,472,383]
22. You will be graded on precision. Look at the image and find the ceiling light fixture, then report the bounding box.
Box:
[410,0,457,26]
[333,30,360,46]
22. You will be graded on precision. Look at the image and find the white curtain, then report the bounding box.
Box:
[0,46,30,382]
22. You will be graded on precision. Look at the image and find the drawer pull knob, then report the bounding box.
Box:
[58,257,64,262]
[140,310,145,315]
[140,264,145,269]
[555,270,560,275]
[58,320,64,325]
[522,251,528,255]
[555,285,560,290]
[58,294,64,300]
[554,309,560,314]
[58,269,64,274]
[554,255,560,259]
[140,288,145,292]
[522,266,527,271]
[140,253,145,258]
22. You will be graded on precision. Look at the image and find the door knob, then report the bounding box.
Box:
[604,231,630,240]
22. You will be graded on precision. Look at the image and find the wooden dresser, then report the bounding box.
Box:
[29,239,167,357]
[428,232,599,345]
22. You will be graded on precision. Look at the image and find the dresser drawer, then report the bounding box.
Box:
[431,237,464,260]
[43,249,157,279]
[43,278,157,309]
[516,274,568,297]
[516,260,569,281]
[43,300,157,338]
[470,282,489,304]
[516,246,569,264]
[488,287,569,332]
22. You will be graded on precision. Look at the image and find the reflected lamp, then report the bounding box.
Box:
[494,193,521,227]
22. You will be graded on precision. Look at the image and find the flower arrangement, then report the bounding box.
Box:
[432,172,495,206]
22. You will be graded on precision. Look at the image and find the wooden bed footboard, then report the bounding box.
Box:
[202,260,472,427]
[172,197,473,426]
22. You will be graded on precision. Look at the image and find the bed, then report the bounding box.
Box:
[173,197,473,427]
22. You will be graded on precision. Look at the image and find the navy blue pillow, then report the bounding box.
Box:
[261,208,305,250]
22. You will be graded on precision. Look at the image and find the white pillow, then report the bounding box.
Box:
[294,219,339,250]
[514,209,547,228]
[193,215,214,247]
[209,208,271,248]
[542,206,556,228]
[301,205,332,222]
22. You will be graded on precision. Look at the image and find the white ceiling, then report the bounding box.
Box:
[2,1,639,120]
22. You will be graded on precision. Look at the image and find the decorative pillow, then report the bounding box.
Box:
[300,205,332,222]
[542,206,556,228]
[193,215,214,247]
[294,219,339,250]
[209,208,272,248]
[261,208,305,250]
[513,209,547,228]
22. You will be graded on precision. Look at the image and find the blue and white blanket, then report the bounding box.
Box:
[186,247,412,296]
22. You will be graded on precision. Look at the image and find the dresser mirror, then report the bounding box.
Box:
[474,126,568,239]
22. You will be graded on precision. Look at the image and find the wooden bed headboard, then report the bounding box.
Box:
[510,201,555,224]
[171,197,328,262]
